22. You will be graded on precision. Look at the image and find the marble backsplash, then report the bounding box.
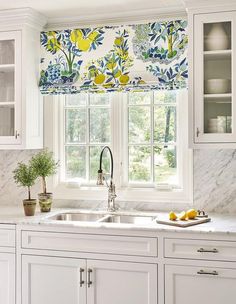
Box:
[0,150,41,205]
[193,149,236,213]
[1,149,236,213]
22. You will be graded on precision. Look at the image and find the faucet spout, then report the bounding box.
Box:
[97,146,118,212]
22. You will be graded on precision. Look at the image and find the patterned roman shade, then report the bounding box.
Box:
[39,20,188,94]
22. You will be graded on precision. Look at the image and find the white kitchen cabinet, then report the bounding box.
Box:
[165,264,236,304]
[87,260,157,304]
[0,252,15,304]
[0,31,21,145]
[0,8,46,149]
[21,254,157,304]
[189,8,236,147]
[21,255,86,304]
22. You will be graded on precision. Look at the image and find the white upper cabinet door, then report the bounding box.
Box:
[0,253,15,304]
[0,31,21,145]
[165,264,236,304]
[87,260,157,304]
[194,11,236,143]
[21,255,86,304]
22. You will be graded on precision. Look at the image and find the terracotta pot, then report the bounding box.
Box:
[38,193,53,212]
[23,199,37,216]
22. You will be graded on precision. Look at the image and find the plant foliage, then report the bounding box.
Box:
[30,150,59,194]
[30,150,59,178]
[13,163,37,200]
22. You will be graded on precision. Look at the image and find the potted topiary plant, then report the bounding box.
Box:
[30,149,59,212]
[13,162,37,216]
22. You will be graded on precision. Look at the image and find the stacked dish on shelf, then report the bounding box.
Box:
[208,116,232,133]
[204,22,232,134]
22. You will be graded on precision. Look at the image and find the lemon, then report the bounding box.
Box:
[70,29,83,43]
[114,37,124,46]
[186,209,198,219]
[88,31,99,42]
[94,74,105,85]
[119,74,129,84]
[169,211,177,221]
[179,211,187,221]
[77,38,91,51]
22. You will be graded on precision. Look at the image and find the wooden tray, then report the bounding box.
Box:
[156,216,211,227]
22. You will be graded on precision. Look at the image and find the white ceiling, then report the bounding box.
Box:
[0,0,185,19]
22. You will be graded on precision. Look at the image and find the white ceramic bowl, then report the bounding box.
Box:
[205,79,231,94]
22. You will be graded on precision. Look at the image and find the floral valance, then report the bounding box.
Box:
[39,20,188,94]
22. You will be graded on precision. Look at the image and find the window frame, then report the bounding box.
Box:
[62,94,112,185]
[122,91,179,188]
[45,90,193,204]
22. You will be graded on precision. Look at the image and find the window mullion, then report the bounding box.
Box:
[86,97,90,182]
[151,92,154,183]
[111,93,121,188]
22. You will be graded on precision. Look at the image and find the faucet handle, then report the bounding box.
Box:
[97,170,105,186]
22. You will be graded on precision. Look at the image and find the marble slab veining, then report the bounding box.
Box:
[1,149,236,214]
[0,150,41,205]
[1,206,236,237]
[193,149,236,213]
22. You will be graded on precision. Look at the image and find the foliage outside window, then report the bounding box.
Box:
[61,90,181,189]
[127,91,177,185]
[63,93,111,184]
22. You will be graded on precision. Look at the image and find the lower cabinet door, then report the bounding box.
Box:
[0,252,15,304]
[22,255,86,304]
[165,264,236,304]
[86,260,157,304]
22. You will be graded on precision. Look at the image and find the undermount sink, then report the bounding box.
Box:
[46,212,157,225]
[47,212,106,222]
[100,215,156,224]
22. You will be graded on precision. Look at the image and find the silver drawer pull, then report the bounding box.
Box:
[88,268,92,288]
[197,248,218,253]
[197,270,218,276]
[79,268,85,287]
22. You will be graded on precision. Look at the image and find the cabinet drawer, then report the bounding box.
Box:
[22,231,158,257]
[165,238,236,261]
[0,229,15,247]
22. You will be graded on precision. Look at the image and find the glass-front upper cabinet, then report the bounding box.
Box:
[0,31,21,145]
[194,12,236,143]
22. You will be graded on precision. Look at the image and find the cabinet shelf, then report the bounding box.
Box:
[0,102,15,106]
[204,50,231,60]
[204,93,231,103]
[0,64,14,72]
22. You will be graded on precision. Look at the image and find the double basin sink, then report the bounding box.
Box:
[47,211,158,225]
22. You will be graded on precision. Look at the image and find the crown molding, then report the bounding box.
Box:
[183,0,236,11]
[0,7,47,30]
[45,7,187,30]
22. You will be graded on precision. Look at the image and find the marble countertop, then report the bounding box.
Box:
[0,206,236,236]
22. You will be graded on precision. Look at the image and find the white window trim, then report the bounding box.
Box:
[44,90,193,204]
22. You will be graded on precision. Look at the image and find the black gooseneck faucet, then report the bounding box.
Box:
[97,146,117,212]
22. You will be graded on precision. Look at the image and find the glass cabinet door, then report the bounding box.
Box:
[0,31,21,144]
[194,12,236,143]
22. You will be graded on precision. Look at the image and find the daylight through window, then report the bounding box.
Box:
[61,90,186,189]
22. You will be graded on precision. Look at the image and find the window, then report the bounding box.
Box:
[62,93,111,184]
[125,91,177,186]
[52,89,192,202]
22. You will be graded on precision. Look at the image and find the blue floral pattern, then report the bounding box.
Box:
[40,20,188,94]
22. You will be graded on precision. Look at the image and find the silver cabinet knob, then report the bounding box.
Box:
[15,130,20,139]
